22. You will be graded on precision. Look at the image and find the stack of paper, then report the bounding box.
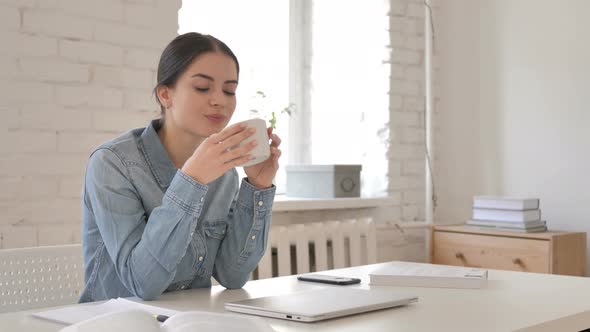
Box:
[369,261,487,289]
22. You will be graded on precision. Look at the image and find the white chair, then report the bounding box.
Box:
[0,244,84,313]
[255,218,377,279]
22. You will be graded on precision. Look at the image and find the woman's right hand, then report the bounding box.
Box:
[181,122,257,184]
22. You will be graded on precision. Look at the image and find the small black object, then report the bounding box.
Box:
[297,274,361,285]
[155,314,169,322]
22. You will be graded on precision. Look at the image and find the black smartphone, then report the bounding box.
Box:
[297,274,361,285]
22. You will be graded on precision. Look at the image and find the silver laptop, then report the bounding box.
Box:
[224,288,418,322]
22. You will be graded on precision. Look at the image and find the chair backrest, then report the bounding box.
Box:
[254,218,377,279]
[0,244,84,313]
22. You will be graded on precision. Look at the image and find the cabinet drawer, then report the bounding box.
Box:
[433,231,550,273]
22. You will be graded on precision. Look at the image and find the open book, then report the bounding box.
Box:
[33,298,179,326]
[59,308,275,332]
[33,297,274,332]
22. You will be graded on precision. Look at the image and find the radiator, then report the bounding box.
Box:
[253,218,377,280]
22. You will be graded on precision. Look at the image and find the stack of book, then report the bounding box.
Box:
[466,196,547,233]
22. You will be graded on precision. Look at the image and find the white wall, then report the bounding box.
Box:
[0,0,180,248]
[388,0,438,223]
[437,0,590,270]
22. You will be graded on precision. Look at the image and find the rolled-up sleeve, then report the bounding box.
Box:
[213,178,275,288]
[84,148,208,300]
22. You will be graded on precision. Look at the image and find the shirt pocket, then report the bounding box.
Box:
[201,220,227,276]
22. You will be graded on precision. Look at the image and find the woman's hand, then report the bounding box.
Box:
[181,122,257,184]
[244,127,282,189]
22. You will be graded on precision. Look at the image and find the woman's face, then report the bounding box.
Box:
[164,51,238,138]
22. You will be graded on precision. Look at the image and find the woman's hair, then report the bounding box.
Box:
[153,32,240,120]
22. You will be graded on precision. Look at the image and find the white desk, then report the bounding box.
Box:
[2,262,590,332]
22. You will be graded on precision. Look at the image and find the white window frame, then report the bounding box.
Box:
[287,0,312,166]
[287,0,390,198]
[178,0,389,197]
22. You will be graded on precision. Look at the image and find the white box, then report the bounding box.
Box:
[285,165,362,198]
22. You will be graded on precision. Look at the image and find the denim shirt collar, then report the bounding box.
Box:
[138,119,177,189]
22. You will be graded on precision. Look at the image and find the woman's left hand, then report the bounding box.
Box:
[244,127,282,189]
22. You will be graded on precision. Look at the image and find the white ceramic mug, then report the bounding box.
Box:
[237,118,270,167]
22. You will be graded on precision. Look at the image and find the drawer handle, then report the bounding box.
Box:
[512,258,523,266]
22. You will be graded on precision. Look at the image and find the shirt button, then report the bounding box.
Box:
[251,235,256,240]
[257,201,263,206]
[198,256,203,261]
[200,197,204,202]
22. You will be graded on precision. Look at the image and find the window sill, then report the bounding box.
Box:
[272,195,397,212]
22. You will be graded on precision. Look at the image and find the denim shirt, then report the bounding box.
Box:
[79,120,275,303]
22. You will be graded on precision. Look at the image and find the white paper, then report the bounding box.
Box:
[371,261,487,279]
[32,298,179,325]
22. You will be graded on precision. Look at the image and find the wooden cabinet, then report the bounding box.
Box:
[431,225,586,276]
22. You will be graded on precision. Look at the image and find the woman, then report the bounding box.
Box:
[79,32,281,302]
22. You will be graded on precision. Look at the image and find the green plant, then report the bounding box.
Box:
[249,90,295,129]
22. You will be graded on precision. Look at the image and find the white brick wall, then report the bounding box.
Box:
[388,0,438,222]
[21,105,93,130]
[124,48,161,69]
[19,58,90,83]
[0,32,59,57]
[60,40,125,66]
[0,0,180,248]
[23,11,94,39]
[0,6,20,30]
[55,86,124,108]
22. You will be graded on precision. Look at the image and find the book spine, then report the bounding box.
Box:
[473,198,539,211]
[465,224,547,233]
[472,208,541,222]
[466,219,546,229]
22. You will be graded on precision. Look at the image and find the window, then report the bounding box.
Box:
[308,0,390,196]
[179,0,389,196]
[179,0,291,191]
